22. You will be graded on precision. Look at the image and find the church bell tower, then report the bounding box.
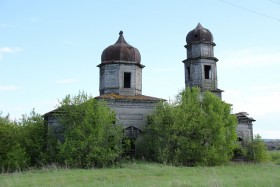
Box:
[183,23,223,98]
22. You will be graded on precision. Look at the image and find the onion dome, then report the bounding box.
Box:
[186,23,213,44]
[101,31,141,64]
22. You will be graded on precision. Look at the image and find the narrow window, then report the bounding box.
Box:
[204,65,212,79]
[124,72,131,88]
[187,66,191,80]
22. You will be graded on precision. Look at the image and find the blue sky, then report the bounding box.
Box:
[0,0,280,138]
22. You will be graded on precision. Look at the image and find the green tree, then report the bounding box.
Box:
[142,87,237,166]
[0,113,29,171]
[17,110,47,166]
[0,110,47,171]
[56,92,124,168]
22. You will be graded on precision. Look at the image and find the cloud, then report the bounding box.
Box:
[0,47,23,60]
[0,85,20,91]
[220,48,280,68]
[225,83,280,118]
[56,78,78,84]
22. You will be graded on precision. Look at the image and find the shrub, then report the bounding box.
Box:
[56,92,124,168]
[17,110,47,166]
[269,151,280,164]
[247,134,270,162]
[142,87,237,166]
[3,143,29,172]
[0,110,48,171]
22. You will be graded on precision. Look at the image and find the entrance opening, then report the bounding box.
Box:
[124,72,131,88]
[204,65,212,79]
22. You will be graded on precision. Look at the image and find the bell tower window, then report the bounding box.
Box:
[124,72,131,88]
[204,65,212,79]
[187,66,191,80]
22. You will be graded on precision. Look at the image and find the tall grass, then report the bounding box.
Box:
[0,161,279,187]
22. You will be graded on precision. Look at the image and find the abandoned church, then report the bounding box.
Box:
[44,23,255,144]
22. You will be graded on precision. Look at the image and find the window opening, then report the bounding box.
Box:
[124,72,131,88]
[204,65,212,79]
[187,66,191,80]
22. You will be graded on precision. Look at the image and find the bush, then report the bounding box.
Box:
[56,92,124,168]
[3,143,29,172]
[268,151,280,164]
[246,134,270,162]
[0,110,47,172]
[17,110,47,166]
[141,87,237,166]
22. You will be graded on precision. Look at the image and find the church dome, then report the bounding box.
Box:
[186,23,213,44]
[101,31,141,64]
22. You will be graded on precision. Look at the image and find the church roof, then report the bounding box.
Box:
[235,112,256,122]
[186,23,214,44]
[100,31,142,65]
[95,93,164,101]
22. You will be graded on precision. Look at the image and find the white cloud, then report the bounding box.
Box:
[0,85,20,91]
[224,83,280,118]
[56,78,78,84]
[0,47,23,60]
[220,48,280,68]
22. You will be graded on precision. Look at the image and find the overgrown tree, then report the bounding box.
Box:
[0,113,27,171]
[17,110,47,166]
[56,92,124,168]
[140,87,237,166]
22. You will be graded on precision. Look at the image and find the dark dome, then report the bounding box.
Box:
[186,23,213,44]
[101,31,141,64]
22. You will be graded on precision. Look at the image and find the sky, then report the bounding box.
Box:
[0,0,280,139]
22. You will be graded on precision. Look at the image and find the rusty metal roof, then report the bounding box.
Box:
[95,93,164,101]
[101,31,141,64]
[186,23,213,44]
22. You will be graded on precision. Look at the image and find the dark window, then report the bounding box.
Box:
[124,72,131,88]
[187,66,191,80]
[204,65,212,79]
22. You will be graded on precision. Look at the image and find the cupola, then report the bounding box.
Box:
[98,31,144,96]
[101,31,141,64]
[186,23,214,44]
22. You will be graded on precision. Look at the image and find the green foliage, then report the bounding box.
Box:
[233,144,248,159]
[56,92,124,168]
[3,143,28,172]
[142,87,237,166]
[268,151,280,164]
[135,135,149,160]
[0,113,26,172]
[246,134,270,162]
[17,110,47,166]
[0,110,47,172]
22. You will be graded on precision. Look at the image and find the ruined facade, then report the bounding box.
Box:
[236,112,255,142]
[95,31,163,138]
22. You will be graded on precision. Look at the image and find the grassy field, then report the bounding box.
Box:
[0,161,279,187]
